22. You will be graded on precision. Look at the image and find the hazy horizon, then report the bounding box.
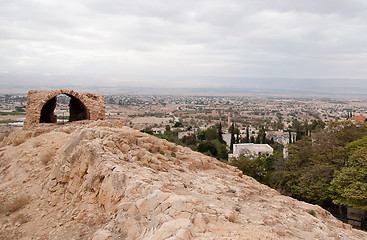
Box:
[1,1,367,93]
[2,77,367,100]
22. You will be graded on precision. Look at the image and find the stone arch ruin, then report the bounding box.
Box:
[24,89,105,129]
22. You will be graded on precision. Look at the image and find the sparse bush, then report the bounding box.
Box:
[226,212,236,223]
[150,146,160,154]
[31,128,49,137]
[60,127,73,134]
[0,228,22,240]
[12,213,29,224]
[1,195,29,213]
[39,148,56,165]
[32,141,42,148]
[0,195,6,213]
[12,137,26,146]
[0,131,10,143]
[234,206,241,212]
[307,210,316,217]
[9,195,29,212]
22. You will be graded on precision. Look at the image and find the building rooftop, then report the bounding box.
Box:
[231,143,274,159]
[234,143,273,152]
[349,115,366,121]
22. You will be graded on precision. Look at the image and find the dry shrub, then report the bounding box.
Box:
[39,148,56,165]
[0,195,6,213]
[76,212,108,226]
[170,145,178,152]
[31,128,51,137]
[150,146,160,154]
[0,228,22,240]
[8,195,29,212]
[1,194,29,213]
[12,137,26,146]
[226,212,236,223]
[60,126,73,134]
[12,132,32,146]
[32,140,42,148]
[0,131,10,143]
[12,213,29,224]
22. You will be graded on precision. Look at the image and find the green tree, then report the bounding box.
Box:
[197,141,217,156]
[141,128,153,135]
[15,106,25,112]
[195,125,228,160]
[197,127,217,141]
[275,117,285,130]
[165,125,171,133]
[204,127,218,141]
[328,121,367,145]
[230,122,235,152]
[296,129,304,141]
[310,119,326,132]
[229,121,367,208]
[173,122,183,128]
[181,134,198,146]
[245,126,250,143]
[256,127,267,144]
[293,164,335,206]
[330,137,367,210]
[274,134,346,206]
[231,155,272,183]
[211,139,228,160]
[217,122,224,143]
[292,119,302,132]
[288,130,292,144]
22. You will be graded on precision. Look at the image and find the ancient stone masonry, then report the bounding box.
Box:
[24,89,105,129]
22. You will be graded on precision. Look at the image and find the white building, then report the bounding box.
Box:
[151,128,165,135]
[267,130,295,145]
[231,143,273,158]
[222,133,232,147]
[178,131,195,139]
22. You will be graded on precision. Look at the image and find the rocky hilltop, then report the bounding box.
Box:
[0,121,366,240]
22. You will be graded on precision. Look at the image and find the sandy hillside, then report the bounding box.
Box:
[0,120,366,240]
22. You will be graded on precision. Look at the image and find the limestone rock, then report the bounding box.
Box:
[0,120,366,240]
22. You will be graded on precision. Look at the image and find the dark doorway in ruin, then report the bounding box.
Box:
[39,94,89,123]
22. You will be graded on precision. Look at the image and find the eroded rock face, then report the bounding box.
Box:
[24,89,105,129]
[0,121,367,240]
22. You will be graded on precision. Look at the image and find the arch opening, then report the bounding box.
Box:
[39,94,89,123]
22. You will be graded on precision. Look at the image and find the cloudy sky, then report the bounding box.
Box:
[1,0,367,90]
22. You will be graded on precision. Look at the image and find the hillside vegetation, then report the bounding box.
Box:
[231,121,367,211]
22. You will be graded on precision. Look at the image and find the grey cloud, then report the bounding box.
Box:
[1,0,367,88]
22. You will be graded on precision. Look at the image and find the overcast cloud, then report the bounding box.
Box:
[1,0,367,89]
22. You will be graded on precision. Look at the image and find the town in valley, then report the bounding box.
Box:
[2,92,367,149]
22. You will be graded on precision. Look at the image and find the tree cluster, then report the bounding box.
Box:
[145,122,228,161]
[231,121,367,210]
[197,123,228,160]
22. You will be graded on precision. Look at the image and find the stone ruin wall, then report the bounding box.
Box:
[24,89,105,129]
